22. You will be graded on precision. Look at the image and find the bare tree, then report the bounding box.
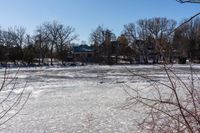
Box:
[116,34,135,64]
[177,0,200,3]
[41,21,77,65]
[124,63,200,132]
[90,26,116,64]
[90,26,105,47]
[56,24,77,65]
[133,18,176,64]
[122,2,200,132]
[122,23,138,63]
[0,67,31,128]
[123,23,137,46]
[103,29,116,64]
[145,18,177,63]
[174,17,200,63]
[1,27,26,64]
[23,35,36,65]
[136,19,152,64]
[34,26,50,65]
[0,28,7,63]
[43,21,59,65]
[90,26,105,63]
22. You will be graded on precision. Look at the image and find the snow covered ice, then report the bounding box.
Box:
[0,65,199,133]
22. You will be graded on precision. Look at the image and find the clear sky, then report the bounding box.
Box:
[0,0,199,43]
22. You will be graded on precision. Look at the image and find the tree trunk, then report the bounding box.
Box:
[50,43,54,66]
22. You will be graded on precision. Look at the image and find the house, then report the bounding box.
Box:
[72,45,94,63]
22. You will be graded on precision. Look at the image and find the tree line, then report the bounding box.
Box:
[90,17,200,64]
[0,17,200,66]
[0,21,77,66]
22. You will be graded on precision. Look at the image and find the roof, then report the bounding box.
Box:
[73,45,93,53]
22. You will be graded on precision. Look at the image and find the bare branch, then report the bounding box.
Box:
[177,0,200,3]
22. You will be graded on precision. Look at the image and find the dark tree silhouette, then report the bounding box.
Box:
[177,0,200,3]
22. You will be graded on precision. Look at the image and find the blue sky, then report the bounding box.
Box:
[0,0,199,43]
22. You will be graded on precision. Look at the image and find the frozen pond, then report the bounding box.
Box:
[0,65,199,133]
